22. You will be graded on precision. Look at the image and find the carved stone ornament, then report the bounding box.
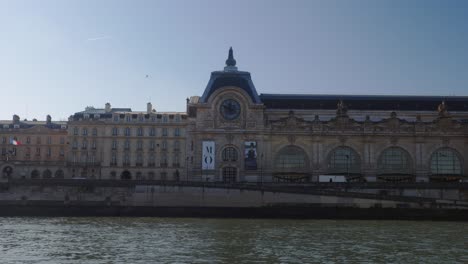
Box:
[441,137,450,146]
[287,135,296,145]
[390,136,399,145]
[226,134,234,144]
[339,136,347,144]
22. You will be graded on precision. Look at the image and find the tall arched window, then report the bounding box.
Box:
[430,148,462,178]
[377,147,413,182]
[378,147,412,175]
[273,145,309,182]
[222,147,238,162]
[327,147,360,175]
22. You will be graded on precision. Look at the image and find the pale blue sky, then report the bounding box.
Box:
[1,0,467,120]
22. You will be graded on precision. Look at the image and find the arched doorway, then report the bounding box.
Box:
[377,147,414,182]
[2,166,13,179]
[430,148,463,182]
[54,169,65,178]
[222,167,237,182]
[42,169,52,179]
[327,146,362,182]
[273,145,310,182]
[121,170,132,180]
[31,170,40,179]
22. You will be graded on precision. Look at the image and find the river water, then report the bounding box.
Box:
[0,217,466,263]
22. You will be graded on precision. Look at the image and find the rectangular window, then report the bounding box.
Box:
[112,127,118,136]
[47,136,52,144]
[59,137,64,144]
[162,128,168,137]
[111,153,117,166]
[149,141,155,151]
[150,128,156,136]
[92,140,96,149]
[35,147,41,156]
[59,147,64,157]
[113,115,119,122]
[46,147,51,157]
[73,127,78,135]
[27,137,31,144]
[137,140,143,150]
[112,140,118,150]
[82,128,88,136]
[174,128,180,137]
[123,153,130,166]
[124,140,130,150]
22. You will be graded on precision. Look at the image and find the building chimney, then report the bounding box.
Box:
[147,102,152,113]
[46,115,52,124]
[13,114,20,123]
[105,103,111,113]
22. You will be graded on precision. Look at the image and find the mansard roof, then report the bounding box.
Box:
[200,48,261,104]
[260,94,468,112]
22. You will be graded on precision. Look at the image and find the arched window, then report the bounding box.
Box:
[378,147,412,176]
[54,169,64,178]
[110,171,117,179]
[327,146,360,175]
[430,148,462,177]
[222,147,238,162]
[273,145,309,182]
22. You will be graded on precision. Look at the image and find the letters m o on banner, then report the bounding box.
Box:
[202,141,215,170]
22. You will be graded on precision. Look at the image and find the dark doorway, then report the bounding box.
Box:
[121,170,132,180]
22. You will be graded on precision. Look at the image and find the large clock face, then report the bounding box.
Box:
[220,99,241,120]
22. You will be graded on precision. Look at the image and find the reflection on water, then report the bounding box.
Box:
[0,217,466,263]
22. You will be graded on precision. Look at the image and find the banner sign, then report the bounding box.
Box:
[244,141,257,170]
[202,141,215,170]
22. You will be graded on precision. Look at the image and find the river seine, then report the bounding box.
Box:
[0,217,466,263]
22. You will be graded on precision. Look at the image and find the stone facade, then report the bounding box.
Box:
[0,115,68,179]
[1,49,467,183]
[186,49,468,183]
[67,103,187,180]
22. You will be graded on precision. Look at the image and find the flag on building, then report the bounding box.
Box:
[10,138,21,145]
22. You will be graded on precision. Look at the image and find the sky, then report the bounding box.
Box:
[0,0,467,121]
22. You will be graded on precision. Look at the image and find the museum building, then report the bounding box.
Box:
[186,48,468,183]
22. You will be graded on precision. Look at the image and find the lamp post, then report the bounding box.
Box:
[186,156,189,182]
[260,153,264,185]
[345,154,350,182]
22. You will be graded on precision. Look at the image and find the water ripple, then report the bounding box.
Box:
[0,218,466,263]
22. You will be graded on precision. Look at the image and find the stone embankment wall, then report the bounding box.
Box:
[1,184,466,209]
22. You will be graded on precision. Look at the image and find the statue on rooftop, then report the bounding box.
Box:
[336,100,348,117]
[437,101,449,117]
